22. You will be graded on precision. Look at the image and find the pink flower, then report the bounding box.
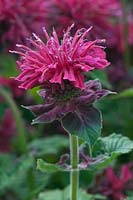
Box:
[51,0,121,46]
[128,15,133,45]
[99,164,133,200]
[116,13,133,52]
[0,109,16,153]
[0,0,51,46]
[12,25,110,90]
[89,163,133,200]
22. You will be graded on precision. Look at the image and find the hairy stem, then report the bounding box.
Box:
[70,135,79,200]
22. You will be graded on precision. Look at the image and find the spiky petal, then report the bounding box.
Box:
[12,25,110,90]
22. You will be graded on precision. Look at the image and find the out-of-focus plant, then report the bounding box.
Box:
[0,0,51,49]
[0,108,16,152]
[50,0,121,47]
[88,163,133,200]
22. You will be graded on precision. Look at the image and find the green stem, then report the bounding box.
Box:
[70,135,79,200]
[27,168,36,200]
[88,141,92,158]
[0,87,28,154]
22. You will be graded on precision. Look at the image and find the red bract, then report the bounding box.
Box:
[0,109,16,152]
[100,164,133,200]
[0,0,51,46]
[24,80,111,124]
[12,25,110,90]
[51,0,121,46]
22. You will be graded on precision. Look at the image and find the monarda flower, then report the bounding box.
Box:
[50,0,121,46]
[12,26,112,128]
[0,0,51,46]
[99,164,133,200]
[88,163,133,200]
[12,25,110,90]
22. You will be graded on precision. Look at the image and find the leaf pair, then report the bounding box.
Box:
[37,133,133,172]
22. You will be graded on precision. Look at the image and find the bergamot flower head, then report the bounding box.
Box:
[11,25,110,90]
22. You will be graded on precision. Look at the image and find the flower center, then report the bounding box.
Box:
[52,81,80,102]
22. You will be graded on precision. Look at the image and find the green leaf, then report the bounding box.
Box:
[91,133,133,169]
[111,88,133,99]
[29,135,69,156]
[0,154,12,175]
[0,154,50,199]
[102,133,133,155]
[37,186,105,200]
[37,159,65,173]
[97,98,133,139]
[0,155,34,193]
[38,189,62,200]
[88,70,111,89]
[28,86,42,104]
[61,106,102,147]
[126,196,133,200]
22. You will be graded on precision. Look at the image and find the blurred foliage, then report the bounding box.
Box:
[37,186,106,200]
[97,97,133,139]
[0,54,18,77]
[28,135,69,157]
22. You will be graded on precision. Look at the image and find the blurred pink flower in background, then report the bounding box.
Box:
[107,60,129,90]
[0,0,51,46]
[128,15,133,45]
[12,25,109,90]
[99,164,133,200]
[0,76,24,98]
[116,13,133,52]
[88,163,133,200]
[0,109,16,152]
[51,0,121,46]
